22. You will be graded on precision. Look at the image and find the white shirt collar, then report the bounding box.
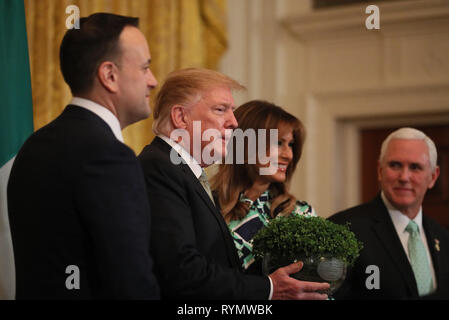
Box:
[70,97,124,143]
[158,134,202,179]
[381,191,423,234]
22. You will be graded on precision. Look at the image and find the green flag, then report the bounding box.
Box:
[0,0,34,300]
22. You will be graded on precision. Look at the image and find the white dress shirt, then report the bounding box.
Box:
[381,192,437,290]
[158,134,274,299]
[158,134,202,178]
[70,97,124,143]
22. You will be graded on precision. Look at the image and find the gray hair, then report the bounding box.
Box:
[379,127,438,170]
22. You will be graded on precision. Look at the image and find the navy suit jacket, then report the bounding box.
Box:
[138,137,270,299]
[328,194,449,299]
[8,105,159,299]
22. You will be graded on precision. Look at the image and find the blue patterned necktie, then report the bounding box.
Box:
[405,220,433,296]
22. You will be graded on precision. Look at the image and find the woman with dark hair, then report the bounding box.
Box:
[210,100,316,273]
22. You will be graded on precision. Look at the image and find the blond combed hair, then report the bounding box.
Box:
[152,68,245,136]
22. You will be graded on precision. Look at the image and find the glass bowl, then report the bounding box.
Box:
[262,253,347,295]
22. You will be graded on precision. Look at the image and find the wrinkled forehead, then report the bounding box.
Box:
[191,86,235,108]
[383,138,431,164]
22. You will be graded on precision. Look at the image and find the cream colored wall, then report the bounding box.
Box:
[220,0,449,218]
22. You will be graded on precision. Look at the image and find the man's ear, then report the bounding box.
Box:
[170,105,188,129]
[377,160,383,183]
[428,166,440,189]
[97,61,119,93]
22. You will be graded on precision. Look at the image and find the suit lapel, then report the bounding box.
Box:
[153,137,241,268]
[153,137,221,218]
[369,196,419,295]
[423,217,442,288]
[184,165,241,268]
[191,171,218,214]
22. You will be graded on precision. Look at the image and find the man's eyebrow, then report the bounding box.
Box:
[143,59,151,66]
[224,102,236,109]
[410,162,424,167]
[213,102,234,108]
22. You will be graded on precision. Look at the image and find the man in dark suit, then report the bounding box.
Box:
[329,127,449,299]
[7,13,159,299]
[139,68,330,299]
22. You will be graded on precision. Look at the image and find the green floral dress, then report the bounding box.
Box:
[228,190,316,271]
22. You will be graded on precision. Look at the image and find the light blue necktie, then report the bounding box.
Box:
[405,220,433,296]
[199,170,215,206]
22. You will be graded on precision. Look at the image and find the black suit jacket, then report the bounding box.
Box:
[138,137,270,299]
[8,105,159,299]
[328,194,449,299]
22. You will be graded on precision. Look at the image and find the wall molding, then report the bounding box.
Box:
[305,83,449,216]
[281,0,449,41]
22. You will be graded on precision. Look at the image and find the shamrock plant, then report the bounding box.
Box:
[252,215,363,266]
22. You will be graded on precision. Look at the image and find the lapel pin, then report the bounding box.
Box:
[434,239,440,252]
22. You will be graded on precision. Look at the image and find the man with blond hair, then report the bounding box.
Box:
[139,68,330,299]
[329,127,449,299]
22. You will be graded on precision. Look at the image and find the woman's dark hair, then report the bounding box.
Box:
[211,100,306,222]
[60,13,138,95]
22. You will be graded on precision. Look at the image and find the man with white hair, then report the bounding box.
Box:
[329,127,449,299]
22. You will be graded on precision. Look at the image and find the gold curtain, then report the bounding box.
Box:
[24,0,228,154]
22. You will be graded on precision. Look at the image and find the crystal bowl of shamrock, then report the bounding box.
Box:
[252,215,363,295]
